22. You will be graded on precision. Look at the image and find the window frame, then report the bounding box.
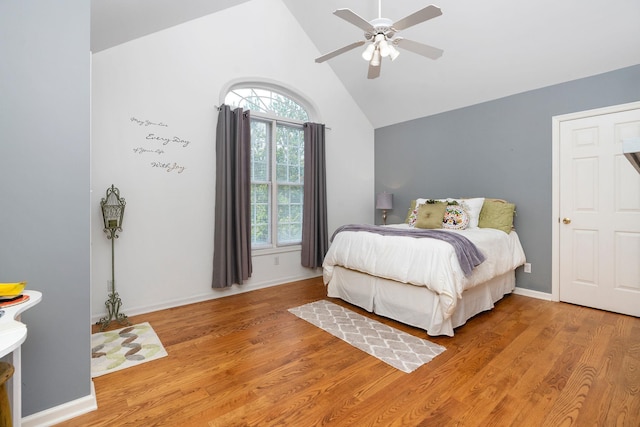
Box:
[224,84,312,253]
[250,114,306,251]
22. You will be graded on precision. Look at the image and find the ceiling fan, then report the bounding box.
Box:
[315,1,444,79]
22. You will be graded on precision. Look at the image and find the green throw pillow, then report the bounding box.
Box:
[415,202,447,229]
[478,199,515,233]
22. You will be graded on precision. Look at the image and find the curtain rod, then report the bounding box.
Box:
[215,105,331,130]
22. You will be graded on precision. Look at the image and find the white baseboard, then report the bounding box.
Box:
[513,286,554,301]
[91,272,322,324]
[22,381,97,427]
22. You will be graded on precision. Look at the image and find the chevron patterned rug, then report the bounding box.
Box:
[91,322,168,378]
[288,300,445,373]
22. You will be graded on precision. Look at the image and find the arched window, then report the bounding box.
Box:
[224,85,310,249]
[225,87,309,122]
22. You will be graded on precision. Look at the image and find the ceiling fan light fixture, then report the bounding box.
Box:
[316,3,444,79]
[378,38,390,58]
[370,48,381,66]
[388,44,400,61]
[361,43,376,61]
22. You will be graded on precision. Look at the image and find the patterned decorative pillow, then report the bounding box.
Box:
[405,200,418,226]
[442,205,470,230]
[407,207,419,227]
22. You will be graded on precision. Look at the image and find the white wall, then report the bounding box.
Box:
[91,0,374,320]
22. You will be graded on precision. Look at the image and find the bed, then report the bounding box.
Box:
[322,198,526,336]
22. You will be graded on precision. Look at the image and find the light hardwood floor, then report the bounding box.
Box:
[56,277,639,426]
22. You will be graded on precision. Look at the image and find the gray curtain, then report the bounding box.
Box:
[301,122,329,268]
[212,105,252,288]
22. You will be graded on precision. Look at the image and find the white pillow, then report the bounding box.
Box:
[453,198,484,228]
[415,197,449,206]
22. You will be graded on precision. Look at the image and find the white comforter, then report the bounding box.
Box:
[322,224,526,318]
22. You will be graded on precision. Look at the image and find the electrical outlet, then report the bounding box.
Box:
[524,263,531,273]
[274,256,279,266]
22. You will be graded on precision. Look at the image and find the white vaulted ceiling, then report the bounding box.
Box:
[91,0,640,128]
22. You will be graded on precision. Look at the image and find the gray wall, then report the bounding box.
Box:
[375,65,640,293]
[0,0,91,416]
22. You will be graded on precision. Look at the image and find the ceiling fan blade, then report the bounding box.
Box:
[392,5,442,31]
[334,8,375,33]
[394,38,443,60]
[367,61,381,79]
[315,41,366,63]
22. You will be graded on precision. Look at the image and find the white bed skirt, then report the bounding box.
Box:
[326,266,516,336]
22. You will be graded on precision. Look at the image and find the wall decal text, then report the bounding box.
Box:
[150,161,186,174]
[145,133,191,148]
[128,116,192,174]
[130,117,168,127]
[133,147,165,155]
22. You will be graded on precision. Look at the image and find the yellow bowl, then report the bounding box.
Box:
[0,282,26,297]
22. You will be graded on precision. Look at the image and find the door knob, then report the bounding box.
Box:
[562,217,571,224]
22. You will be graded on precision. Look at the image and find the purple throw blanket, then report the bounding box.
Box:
[331,224,485,276]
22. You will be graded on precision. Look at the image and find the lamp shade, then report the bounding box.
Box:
[362,43,376,61]
[378,39,390,58]
[376,192,393,210]
[388,44,400,61]
[370,49,381,67]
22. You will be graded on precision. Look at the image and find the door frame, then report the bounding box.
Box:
[551,100,640,302]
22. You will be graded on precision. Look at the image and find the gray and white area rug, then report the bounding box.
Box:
[288,300,445,373]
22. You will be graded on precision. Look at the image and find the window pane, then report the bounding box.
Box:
[276,124,304,184]
[276,125,304,245]
[250,120,271,247]
[225,88,309,122]
[250,121,269,181]
[270,92,308,121]
[277,184,303,245]
[251,183,271,246]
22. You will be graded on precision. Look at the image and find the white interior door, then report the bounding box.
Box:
[558,107,640,317]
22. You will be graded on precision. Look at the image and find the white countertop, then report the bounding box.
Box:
[0,290,42,358]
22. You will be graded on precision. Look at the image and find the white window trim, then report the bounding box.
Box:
[222,80,317,252]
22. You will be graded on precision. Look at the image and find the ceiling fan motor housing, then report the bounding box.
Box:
[367,17,395,40]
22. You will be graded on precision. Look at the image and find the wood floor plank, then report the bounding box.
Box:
[56,278,640,426]
[570,314,630,426]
